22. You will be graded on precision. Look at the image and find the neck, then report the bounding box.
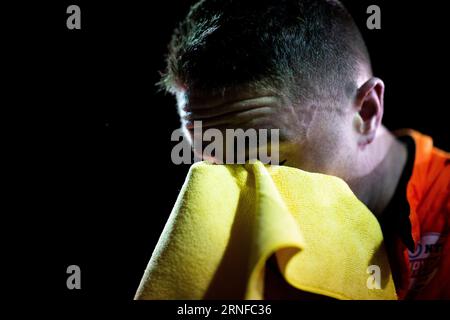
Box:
[346,126,408,217]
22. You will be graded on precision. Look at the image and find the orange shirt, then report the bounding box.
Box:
[388,130,450,299]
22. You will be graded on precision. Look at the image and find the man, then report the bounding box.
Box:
[158,0,450,299]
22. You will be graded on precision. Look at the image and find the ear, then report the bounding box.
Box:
[353,77,384,147]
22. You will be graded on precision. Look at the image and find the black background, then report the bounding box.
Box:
[9,0,449,303]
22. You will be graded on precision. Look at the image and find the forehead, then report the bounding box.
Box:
[176,86,283,112]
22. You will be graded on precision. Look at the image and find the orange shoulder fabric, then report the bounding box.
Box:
[395,129,450,299]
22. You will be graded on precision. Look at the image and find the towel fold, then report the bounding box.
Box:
[135,161,397,300]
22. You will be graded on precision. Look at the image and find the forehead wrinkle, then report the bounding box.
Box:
[190,96,280,111]
[177,88,282,116]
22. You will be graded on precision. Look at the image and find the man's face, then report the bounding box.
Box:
[177,86,355,177]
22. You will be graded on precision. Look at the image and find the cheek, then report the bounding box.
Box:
[298,114,349,173]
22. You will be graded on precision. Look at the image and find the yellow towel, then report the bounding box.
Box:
[135,161,397,300]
